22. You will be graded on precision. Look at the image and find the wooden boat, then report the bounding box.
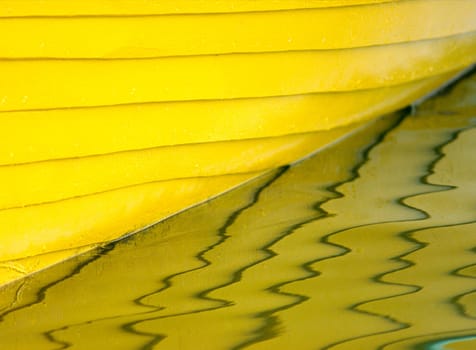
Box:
[0,0,475,285]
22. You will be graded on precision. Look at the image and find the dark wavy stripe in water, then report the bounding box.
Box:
[319,125,468,350]
[229,109,407,350]
[118,168,289,350]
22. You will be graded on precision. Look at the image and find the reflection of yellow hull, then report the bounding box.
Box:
[1,0,476,284]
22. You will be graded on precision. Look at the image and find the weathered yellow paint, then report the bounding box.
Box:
[0,72,455,165]
[0,0,396,17]
[1,1,475,58]
[2,33,476,112]
[0,172,261,263]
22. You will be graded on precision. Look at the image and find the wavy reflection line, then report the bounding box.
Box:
[78,167,291,350]
[134,168,288,310]
[0,247,113,350]
[38,169,287,349]
[32,119,383,349]
[324,219,476,350]
[338,122,472,348]
[119,112,402,349]
[321,119,475,348]
[319,124,473,350]
[370,126,476,350]
[452,260,476,320]
[40,239,173,349]
[229,213,331,348]
[0,246,109,323]
[319,231,421,350]
[320,222,437,350]
[420,125,476,327]
[2,244,190,349]
[370,218,476,350]
[229,111,407,349]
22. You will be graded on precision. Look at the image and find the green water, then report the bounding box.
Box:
[1,72,476,349]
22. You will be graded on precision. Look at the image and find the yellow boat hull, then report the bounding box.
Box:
[1,0,475,285]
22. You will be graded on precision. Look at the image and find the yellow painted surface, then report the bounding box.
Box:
[2,1,476,58]
[0,0,395,16]
[0,72,455,165]
[2,32,476,112]
[0,172,260,263]
[0,72,475,348]
[0,125,356,209]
